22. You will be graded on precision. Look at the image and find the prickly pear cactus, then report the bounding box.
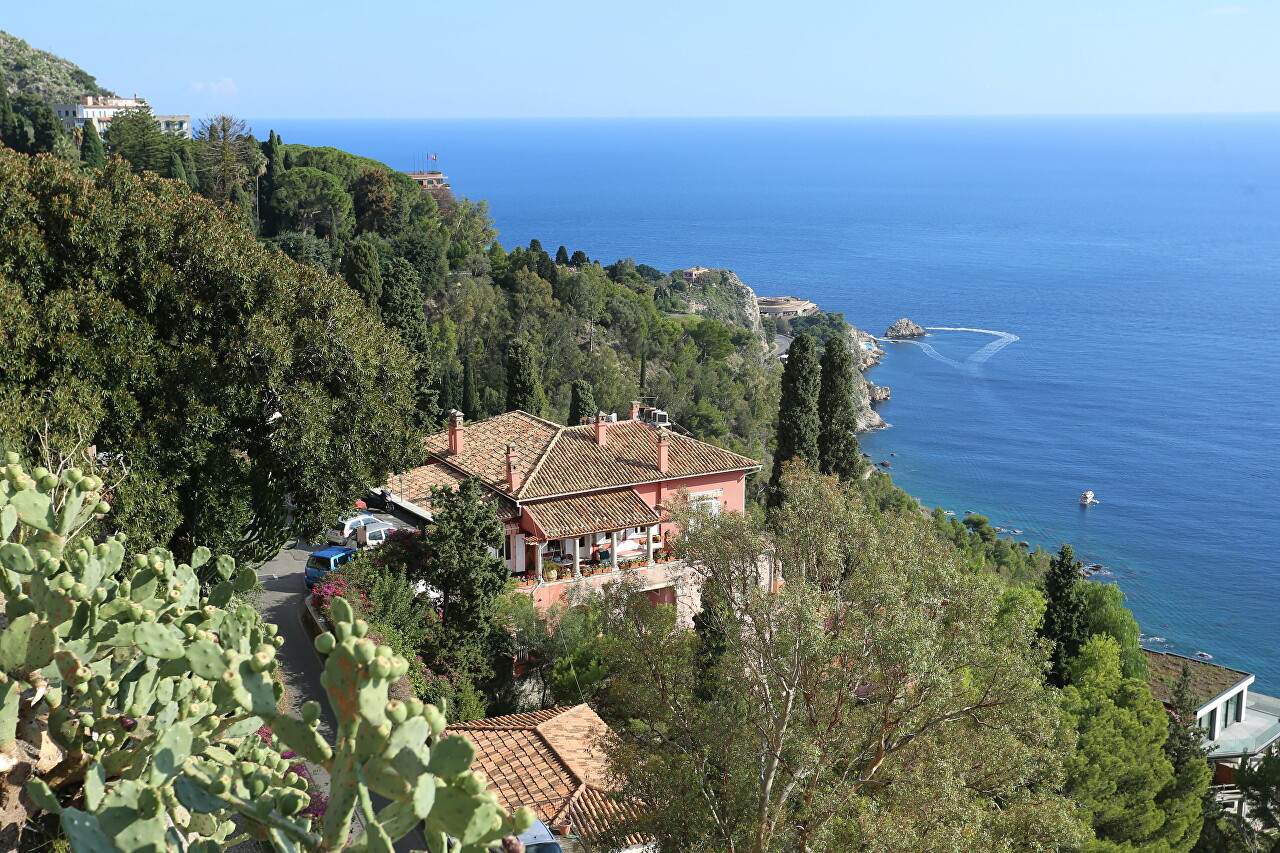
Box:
[0,454,533,852]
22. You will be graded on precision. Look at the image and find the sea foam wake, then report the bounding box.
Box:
[878,327,1020,370]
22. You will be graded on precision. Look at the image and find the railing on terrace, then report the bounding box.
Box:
[514,553,683,588]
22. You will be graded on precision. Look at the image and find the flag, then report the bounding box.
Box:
[431,153,437,161]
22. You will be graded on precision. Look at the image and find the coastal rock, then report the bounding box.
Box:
[885,318,926,339]
[867,382,890,403]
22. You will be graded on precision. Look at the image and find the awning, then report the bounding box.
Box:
[524,489,659,542]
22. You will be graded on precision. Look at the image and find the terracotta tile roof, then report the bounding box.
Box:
[423,411,561,495]
[1144,648,1252,709]
[569,786,648,848]
[421,412,759,502]
[520,420,759,499]
[382,460,516,519]
[448,704,645,844]
[525,489,659,541]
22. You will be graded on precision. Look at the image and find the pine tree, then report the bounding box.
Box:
[528,238,543,254]
[79,121,105,168]
[506,339,545,415]
[768,333,821,504]
[342,240,384,309]
[1161,662,1214,853]
[568,380,596,425]
[570,249,589,267]
[555,245,570,265]
[817,337,865,481]
[166,148,188,184]
[1041,543,1087,686]
[1062,636,1189,851]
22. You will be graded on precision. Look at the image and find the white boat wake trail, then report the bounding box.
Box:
[877,327,1020,370]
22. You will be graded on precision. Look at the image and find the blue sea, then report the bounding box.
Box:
[253,116,1280,687]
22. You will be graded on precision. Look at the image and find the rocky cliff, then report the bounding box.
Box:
[680,269,767,341]
[885,317,926,338]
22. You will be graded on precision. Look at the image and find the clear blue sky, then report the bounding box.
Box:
[8,0,1278,118]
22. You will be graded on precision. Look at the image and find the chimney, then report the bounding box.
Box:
[506,444,521,492]
[629,400,641,421]
[447,409,465,454]
[594,411,609,445]
[656,428,670,474]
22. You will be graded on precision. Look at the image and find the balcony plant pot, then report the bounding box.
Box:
[542,565,560,582]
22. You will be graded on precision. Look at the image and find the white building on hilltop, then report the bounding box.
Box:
[51,95,192,139]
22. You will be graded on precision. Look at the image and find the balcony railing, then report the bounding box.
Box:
[514,553,682,588]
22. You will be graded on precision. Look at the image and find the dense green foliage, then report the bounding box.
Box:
[1062,636,1204,852]
[567,378,597,425]
[594,464,1085,852]
[0,151,419,560]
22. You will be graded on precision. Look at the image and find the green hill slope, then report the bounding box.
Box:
[0,29,113,103]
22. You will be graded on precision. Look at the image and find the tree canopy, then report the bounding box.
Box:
[0,150,419,561]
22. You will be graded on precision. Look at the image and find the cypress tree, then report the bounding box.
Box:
[692,580,733,701]
[638,347,648,392]
[555,245,570,265]
[461,356,480,420]
[439,366,462,414]
[506,339,545,415]
[817,337,865,481]
[0,70,16,150]
[179,145,201,192]
[570,249,589,267]
[342,241,384,309]
[1040,544,1087,686]
[768,333,821,504]
[567,380,596,426]
[80,121,105,169]
[166,148,188,184]
[26,101,63,155]
[528,238,543,254]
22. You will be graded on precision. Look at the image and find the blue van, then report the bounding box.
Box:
[304,546,358,590]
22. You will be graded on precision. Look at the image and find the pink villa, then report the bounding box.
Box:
[381,404,759,619]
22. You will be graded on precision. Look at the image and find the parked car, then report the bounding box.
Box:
[348,520,395,550]
[304,546,358,590]
[511,820,564,853]
[326,513,380,545]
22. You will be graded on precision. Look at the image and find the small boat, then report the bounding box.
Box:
[1148,637,1167,644]
[1010,529,1023,535]
[944,510,956,517]
[964,510,974,516]
[1080,491,1099,506]
[1195,651,1213,660]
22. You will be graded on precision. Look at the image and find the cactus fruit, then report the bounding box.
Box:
[2,457,531,852]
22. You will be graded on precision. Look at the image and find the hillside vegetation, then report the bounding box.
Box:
[0,30,113,103]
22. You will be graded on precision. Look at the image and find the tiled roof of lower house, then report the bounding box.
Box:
[448,704,645,845]
[381,460,516,520]
[524,489,659,541]
[1144,648,1252,709]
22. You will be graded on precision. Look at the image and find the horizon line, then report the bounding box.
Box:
[239,110,1280,122]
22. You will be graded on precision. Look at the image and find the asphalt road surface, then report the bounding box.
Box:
[255,536,429,851]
